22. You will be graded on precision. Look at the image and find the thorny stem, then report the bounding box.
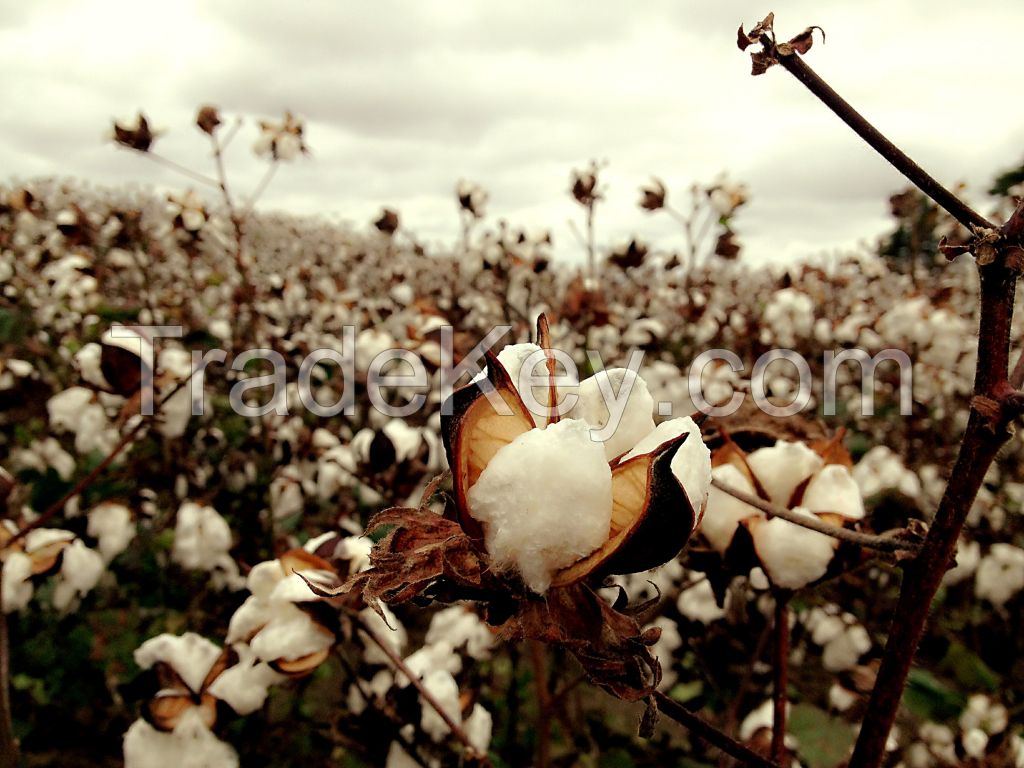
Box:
[771,594,790,764]
[767,41,994,232]
[352,613,492,765]
[653,691,781,768]
[709,477,921,554]
[747,24,1021,768]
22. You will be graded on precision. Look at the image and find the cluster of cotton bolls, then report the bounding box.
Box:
[1,499,133,613]
[899,695,1022,767]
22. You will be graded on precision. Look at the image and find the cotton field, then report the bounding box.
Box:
[2,148,1024,768]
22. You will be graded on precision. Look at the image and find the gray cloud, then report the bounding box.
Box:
[1,0,1021,267]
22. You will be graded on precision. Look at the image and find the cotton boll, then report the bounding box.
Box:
[801,465,865,521]
[172,502,233,571]
[962,729,989,759]
[571,368,655,460]
[748,508,836,589]
[822,625,871,672]
[123,709,239,768]
[467,418,612,593]
[206,645,286,715]
[134,633,223,694]
[745,441,823,507]
[974,544,1024,606]
[464,704,493,754]
[828,683,858,712]
[676,579,726,624]
[419,669,462,742]
[87,501,135,562]
[249,603,334,663]
[425,606,494,660]
[1,552,33,612]
[47,387,95,432]
[700,464,759,552]
[622,416,711,515]
[396,641,462,686]
[52,539,105,610]
[360,605,407,665]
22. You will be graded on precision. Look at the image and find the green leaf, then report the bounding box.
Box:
[904,668,966,722]
[788,703,855,768]
[939,642,999,692]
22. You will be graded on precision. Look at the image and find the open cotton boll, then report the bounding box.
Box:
[249,604,334,663]
[571,368,655,460]
[123,709,239,768]
[745,441,823,507]
[87,501,135,562]
[172,502,233,571]
[467,418,612,594]
[622,416,711,515]
[425,606,494,660]
[802,465,865,520]
[2,552,33,612]
[206,644,286,715]
[464,703,493,754]
[360,604,407,665]
[419,669,463,742]
[53,539,105,611]
[701,463,760,553]
[748,507,837,589]
[134,633,223,694]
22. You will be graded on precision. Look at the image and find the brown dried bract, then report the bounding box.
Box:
[738,13,824,75]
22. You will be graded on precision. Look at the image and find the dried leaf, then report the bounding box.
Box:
[750,50,777,76]
[787,26,823,55]
[498,584,661,705]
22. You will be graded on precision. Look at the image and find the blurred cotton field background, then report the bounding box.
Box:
[3,3,1024,768]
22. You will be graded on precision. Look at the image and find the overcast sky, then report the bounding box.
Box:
[3,1,1023,266]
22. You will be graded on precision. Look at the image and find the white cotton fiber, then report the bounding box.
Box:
[801,464,865,520]
[700,463,759,553]
[467,418,612,593]
[745,441,823,507]
[622,416,711,515]
[571,368,655,460]
[748,507,836,589]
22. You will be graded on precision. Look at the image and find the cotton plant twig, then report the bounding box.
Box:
[709,477,920,554]
[653,691,781,768]
[762,33,994,232]
[740,17,1022,768]
[349,612,492,766]
[771,593,790,764]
